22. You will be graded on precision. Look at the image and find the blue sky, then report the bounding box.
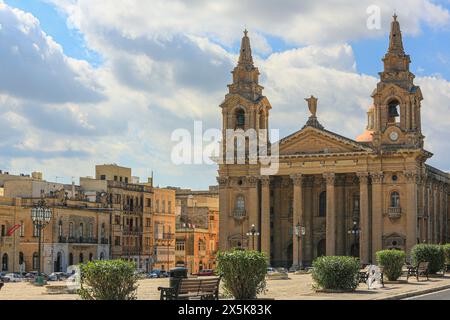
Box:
[0,0,449,189]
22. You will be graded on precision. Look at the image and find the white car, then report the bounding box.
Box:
[3,273,23,282]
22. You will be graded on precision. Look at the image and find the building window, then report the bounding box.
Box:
[2,253,8,271]
[391,191,400,208]
[147,199,151,208]
[156,200,160,212]
[176,240,185,251]
[58,220,63,238]
[101,223,105,239]
[146,218,151,227]
[168,201,172,214]
[89,253,93,261]
[388,99,400,124]
[100,175,106,180]
[1,225,5,237]
[33,252,39,269]
[115,236,121,246]
[114,175,118,181]
[235,108,245,129]
[69,222,74,238]
[319,191,327,217]
[79,253,84,264]
[125,177,128,183]
[100,252,105,260]
[89,223,94,238]
[162,200,166,213]
[19,252,24,265]
[114,215,120,225]
[33,224,39,237]
[69,253,73,266]
[353,194,360,214]
[79,223,84,238]
[20,221,24,237]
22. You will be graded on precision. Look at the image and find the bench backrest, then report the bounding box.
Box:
[418,261,429,271]
[177,277,221,296]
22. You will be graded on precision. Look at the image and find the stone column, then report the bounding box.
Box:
[427,179,433,243]
[335,176,346,255]
[357,172,370,264]
[304,176,314,263]
[324,173,336,256]
[246,176,260,250]
[290,173,303,268]
[405,170,419,253]
[439,183,445,244]
[371,172,384,263]
[217,176,229,251]
[260,176,271,262]
[433,183,438,243]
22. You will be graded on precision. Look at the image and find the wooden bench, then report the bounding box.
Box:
[407,261,429,281]
[158,277,221,300]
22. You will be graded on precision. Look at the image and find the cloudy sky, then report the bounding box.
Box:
[0,0,449,189]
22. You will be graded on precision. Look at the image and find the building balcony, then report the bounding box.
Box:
[233,208,246,220]
[387,207,402,219]
[100,238,109,244]
[123,227,143,235]
[61,236,98,244]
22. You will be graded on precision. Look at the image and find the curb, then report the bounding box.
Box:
[378,283,450,300]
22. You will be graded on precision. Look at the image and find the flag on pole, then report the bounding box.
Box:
[7,224,21,236]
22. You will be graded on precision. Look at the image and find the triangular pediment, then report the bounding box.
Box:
[278,126,372,155]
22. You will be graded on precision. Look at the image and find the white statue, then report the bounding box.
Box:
[366,265,383,289]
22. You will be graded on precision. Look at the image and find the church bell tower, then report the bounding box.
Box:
[370,15,424,149]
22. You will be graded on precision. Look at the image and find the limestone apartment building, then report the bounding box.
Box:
[217,17,450,268]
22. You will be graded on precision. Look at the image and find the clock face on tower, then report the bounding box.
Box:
[389,131,399,142]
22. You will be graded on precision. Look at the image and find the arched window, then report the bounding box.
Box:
[79,223,84,239]
[2,253,8,271]
[319,191,327,217]
[234,195,246,219]
[89,253,93,261]
[88,223,93,239]
[235,108,245,129]
[388,99,400,124]
[101,223,105,239]
[33,252,39,270]
[317,239,326,257]
[390,191,400,208]
[100,252,105,260]
[69,253,74,266]
[19,252,24,265]
[79,253,84,264]
[58,220,63,238]
[69,222,74,238]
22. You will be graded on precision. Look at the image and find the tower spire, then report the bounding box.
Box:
[227,29,263,101]
[238,29,254,66]
[388,13,404,55]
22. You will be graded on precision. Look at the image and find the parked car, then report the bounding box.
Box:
[2,273,23,282]
[147,269,169,278]
[267,267,277,274]
[24,272,49,281]
[0,272,7,281]
[48,272,68,281]
[196,269,215,276]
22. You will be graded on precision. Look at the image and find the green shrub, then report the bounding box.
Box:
[411,244,446,274]
[444,244,450,265]
[78,259,139,300]
[216,249,267,300]
[311,256,360,291]
[376,250,405,281]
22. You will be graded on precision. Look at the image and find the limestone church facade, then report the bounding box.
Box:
[217,16,449,267]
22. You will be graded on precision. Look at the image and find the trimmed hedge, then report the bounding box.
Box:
[376,250,405,281]
[311,256,360,291]
[411,244,446,274]
[216,249,267,299]
[78,259,139,300]
[444,244,450,265]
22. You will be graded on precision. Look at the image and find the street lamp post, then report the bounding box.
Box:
[294,223,306,270]
[347,219,361,257]
[31,200,52,285]
[246,224,260,251]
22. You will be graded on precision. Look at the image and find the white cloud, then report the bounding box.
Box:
[0,1,449,189]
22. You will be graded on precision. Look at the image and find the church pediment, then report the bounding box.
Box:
[279,126,372,156]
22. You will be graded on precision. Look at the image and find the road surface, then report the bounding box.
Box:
[404,288,450,300]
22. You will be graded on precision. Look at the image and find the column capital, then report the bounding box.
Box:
[357,172,369,184]
[323,172,335,185]
[290,173,303,186]
[216,176,229,187]
[403,170,419,183]
[260,176,271,187]
[245,176,259,188]
[370,171,384,184]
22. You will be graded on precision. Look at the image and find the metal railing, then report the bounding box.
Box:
[387,207,402,219]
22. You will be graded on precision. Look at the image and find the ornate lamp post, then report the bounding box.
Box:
[31,200,52,284]
[347,219,361,257]
[246,224,260,251]
[294,223,306,270]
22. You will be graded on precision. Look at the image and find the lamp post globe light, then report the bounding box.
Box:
[347,219,361,257]
[245,224,260,251]
[294,223,306,270]
[31,199,52,285]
